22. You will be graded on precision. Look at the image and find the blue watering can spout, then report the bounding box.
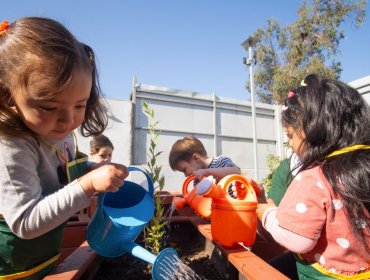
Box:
[122,241,179,280]
[122,241,157,264]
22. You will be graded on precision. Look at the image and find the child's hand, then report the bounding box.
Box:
[193,169,208,180]
[256,184,267,203]
[256,199,276,220]
[78,163,129,196]
[87,161,106,171]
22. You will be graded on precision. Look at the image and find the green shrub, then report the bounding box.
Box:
[142,101,167,255]
[260,153,281,194]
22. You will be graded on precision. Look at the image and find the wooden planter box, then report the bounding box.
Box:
[47,193,288,279]
[58,196,98,264]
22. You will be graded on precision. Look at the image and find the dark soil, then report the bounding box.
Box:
[93,222,224,280]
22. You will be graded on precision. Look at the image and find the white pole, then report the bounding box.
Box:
[248,46,259,181]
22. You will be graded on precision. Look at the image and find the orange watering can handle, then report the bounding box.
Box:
[182,175,196,195]
[242,177,261,196]
[221,175,259,199]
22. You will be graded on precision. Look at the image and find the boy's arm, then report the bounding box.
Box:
[193,166,240,180]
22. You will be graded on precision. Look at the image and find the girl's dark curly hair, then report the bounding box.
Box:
[282,73,370,251]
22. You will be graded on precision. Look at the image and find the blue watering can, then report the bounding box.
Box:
[87,166,179,280]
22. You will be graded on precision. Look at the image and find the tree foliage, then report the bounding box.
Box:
[243,0,366,104]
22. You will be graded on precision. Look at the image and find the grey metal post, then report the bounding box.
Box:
[212,92,217,157]
[242,37,259,181]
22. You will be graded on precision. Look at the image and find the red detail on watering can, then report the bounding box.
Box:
[172,175,212,219]
[198,174,259,248]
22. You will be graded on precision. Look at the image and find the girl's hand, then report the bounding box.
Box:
[87,161,105,171]
[256,198,276,220]
[78,163,129,196]
[255,184,267,203]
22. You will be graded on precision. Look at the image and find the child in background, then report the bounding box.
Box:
[169,136,240,183]
[0,17,129,278]
[257,74,370,279]
[90,134,114,163]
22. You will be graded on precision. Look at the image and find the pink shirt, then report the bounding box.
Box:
[276,166,369,275]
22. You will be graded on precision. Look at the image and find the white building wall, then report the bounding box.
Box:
[76,99,133,166]
[349,75,370,105]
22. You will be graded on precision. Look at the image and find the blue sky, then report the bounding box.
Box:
[3,0,370,101]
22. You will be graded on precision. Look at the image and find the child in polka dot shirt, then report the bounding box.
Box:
[257,74,370,279]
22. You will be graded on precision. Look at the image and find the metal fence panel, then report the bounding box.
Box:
[132,84,282,191]
[74,76,370,192]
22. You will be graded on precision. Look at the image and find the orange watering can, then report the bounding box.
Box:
[196,175,259,248]
[172,175,212,219]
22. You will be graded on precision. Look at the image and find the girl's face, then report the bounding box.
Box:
[12,69,92,141]
[90,146,113,163]
[285,125,306,156]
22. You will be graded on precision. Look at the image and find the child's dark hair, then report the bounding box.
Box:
[0,17,107,137]
[282,73,370,251]
[169,136,207,170]
[90,134,114,153]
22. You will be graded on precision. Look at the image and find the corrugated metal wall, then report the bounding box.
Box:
[76,76,370,192]
[349,75,370,104]
[131,83,284,191]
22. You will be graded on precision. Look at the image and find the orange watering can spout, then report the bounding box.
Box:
[175,175,212,219]
[172,195,187,210]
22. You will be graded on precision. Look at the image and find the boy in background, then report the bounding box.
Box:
[89,134,114,163]
[169,136,240,183]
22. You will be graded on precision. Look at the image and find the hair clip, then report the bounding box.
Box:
[0,20,9,36]
[301,80,307,86]
[288,91,295,98]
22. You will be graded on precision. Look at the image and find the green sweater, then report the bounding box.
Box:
[268,158,293,206]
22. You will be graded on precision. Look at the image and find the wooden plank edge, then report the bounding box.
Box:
[190,217,289,280]
[44,241,98,280]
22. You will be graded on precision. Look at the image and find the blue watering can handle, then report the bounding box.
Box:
[97,192,105,213]
[128,166,154,197]
[97,166,155,212]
